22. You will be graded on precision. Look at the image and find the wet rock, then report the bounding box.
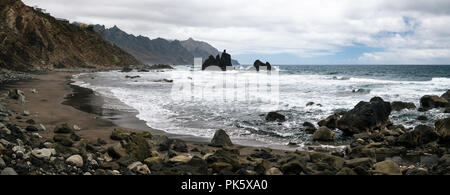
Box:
[152,135,172,151]
[397,125,438,147]
[309,152,345,171]
[108,143,128,159]
[110,128,131,141]
[265,167,283,175]
[279,153,308,175]
[391,101,416,111]
[172,139,188,152]
[419,95,448,111]
[144,157,162,167]
[8,89,25,101]
[312,126,335,141]
[54,123,74,134]
[306,102,315,106]
[206,148,241,171]
[318,114,340,129]
[372,160,402,175]
[253,60,272,71]
[23,110,31,116]
[265,112,286,122]
[25,126,39,132]
[435,117,450,142]
[70,133,81,142]
[210,129,233,147]
[1,167,18,175]
[336,167,357,175]
[417,115,428,121]
[66,155,83,167]
[25,119,36,124]
[303,122,317,134]
[36,124,46,131]
[121,133,152,161]
[337,97,392,135]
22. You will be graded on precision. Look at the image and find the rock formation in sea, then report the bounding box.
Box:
[253,60,272,71]
[202,50,233,71]
[0,0,141,70]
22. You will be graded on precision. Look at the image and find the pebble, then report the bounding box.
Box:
[66,155,84,167]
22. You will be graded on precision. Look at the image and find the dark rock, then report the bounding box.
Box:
[309,152,345,171]
[279,153,308,175]
[397,125,438,147]
[391,101,416,111]
[121,66,133,72]
[312,126,335,141]
[336,167,357,175]
[441,90,450,102]
[202,50,233,71]
[265,112,286,122]
[417,115,428,121]
[209,129,233,147]
[435,117,450,142]
[253,60,272,71]
[344,158,373,169]
[206,148,241,171]
[25,119,36,124]
[337,97,392,135]
[419,95,448,111]
[122,133,152,162]
[25,126,39,132]
[187,156,208,175]
[171,139,188,153]
[8,89,25,100]
[97,138,107,145]
[250,148,274,159]
[54,123,74,134]
[255,160,271,175]
[53,135,73,147]
[70,133,81,141]
[318,114,340,129]
[306,102,315,106]
[110,128,131,141]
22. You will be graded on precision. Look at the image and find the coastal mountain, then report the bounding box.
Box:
[0,0,141,70]
[94,25,240,65]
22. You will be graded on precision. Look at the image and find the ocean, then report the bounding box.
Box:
[71,65,450,150]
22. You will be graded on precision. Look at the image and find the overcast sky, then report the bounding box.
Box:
[23,0,450,64]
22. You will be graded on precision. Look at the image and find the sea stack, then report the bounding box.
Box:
[253,60,272,71]
[202,50,233,71]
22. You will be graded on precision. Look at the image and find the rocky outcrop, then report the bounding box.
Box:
[0,0,141,70]
[318,114,340,129]
[202,50,233,71]
[396,125,438,147]
[312,126,335,141]
[253,60,272,71]
[210,129,233,147]
[337,97,392,135]
[419,95,448,111]
[435,118,450,142]
[265,112,286,122]
[391,101,416,111]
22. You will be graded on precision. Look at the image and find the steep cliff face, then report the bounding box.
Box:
[95,25,240,65]
[0,0,141,70]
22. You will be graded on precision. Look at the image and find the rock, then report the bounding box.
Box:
[1,167,18,175]
[121,133,152,161]
[206,148,241,171]
[37,124,46,131]
[318,114,340,129]
[372,160,402,175]
[26,119,36,124]
[265,112,286,122]
[0,157,5,169]
[135,164,151,175]
[279,153,308,175]
[211,162,233,173]
[144,157,162,167]
[435,117,450,142]
[303,122,317,134]
[31,148,55,160]
[169,155,192,164]
[397,125,438,147]
[250,148,274,159]
[309,152,345,171]
[121,66,133,72]
[108,143,128,159]
[444,107,450,113]
[391,101,416,111]
[312,126,335,141]
[100,162,120,170]
[253,60,272,71]
[127,161,143,170]
[54,123,74,134]
[344,158,373,169]
[23,110,31,116]
[202,50,233,71]
[25,126,39,132]
[337,97,392,135]
[306,102,315,106]
[97,138,107,145]
[442,90,450,101]
[210,129,233,147]
[66,155,84,167]
[172,139,188,152]
[419,95,448,111]
[53,135,73,147]
[417,115,428,121]
[336,167,357,175]
[110,128,131,141]
[265,167,283,175]
[70,133,81,142]
[8,89,25,101]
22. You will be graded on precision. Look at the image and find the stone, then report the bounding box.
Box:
[66,155,83,167]
[253,60,272,71]
[107,143,128,159]
[206,148,241,170]
[265,167,283,175]
[1,167,18,175]
[265,112,286,122]
[336,167,357,175]
[110,128,131,140]
[54,123,74,134]
[202,50,233,71]
[337,97,392,135]
[31,148,55,160]
[391,101,416,111]
[121,133,152,161]
[211,162,233,173]
[135,164,151,175]
[144,157,162,167]
[372,160,402,175]
[417,115,428,121]
[279,154,308,175]
[53,135,73,147]
[127,161,144,170]
[37,124,46,131]
[210,129,233,147]
[344,158,373,169]
[397,125,438,147]
[25,126,39,132]
[172,139,188,152]
[318,114,340,129]
[435,117,450,142]
[169,155,193,164]
[23,110,31,116]
[312,126,335,141]
[419,95,448,111]
[309,152,345,171]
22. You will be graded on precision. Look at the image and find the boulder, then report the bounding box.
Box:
[303,122,317,134]
[54,123,74,134]
[397,125,438,147]
[53,135,73,147]
[144,157,162,167]
[206,148,241,171]
[202,50,233,71]
[1,167,18,175]
[391,101,416,111]
[337,97,392,135]
[25,126,39,132]
[110,128,131,141]
[312,126,335,141]
[210,129,233,147]
[279,153,308,175]
[336,167,357,175]
[309,152,345,171]
[121,133,152,162]
[441,90,450,101]
[265,112,286,122]
[66,155,84,167]
[419,95,448,111]
[435,118,450,142]
[169,155,193,164]
[171,139,188,152]
[210,162,233,173]
[372,160,401,175]
[31,148,55,160]
[318,114,340,129]
[417,115,428,121]
[265,167,283,175]
[253,60,272,71]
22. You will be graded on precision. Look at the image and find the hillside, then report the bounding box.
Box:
[94,25,240,65]
[0,0,141,70]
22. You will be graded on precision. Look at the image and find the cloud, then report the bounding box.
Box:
[22,0,450,64]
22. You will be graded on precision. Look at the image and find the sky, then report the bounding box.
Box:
[22,0,450,65]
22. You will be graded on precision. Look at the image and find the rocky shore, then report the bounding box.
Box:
[1,71,450,175]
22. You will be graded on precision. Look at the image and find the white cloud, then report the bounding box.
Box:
[22,0,450,64]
